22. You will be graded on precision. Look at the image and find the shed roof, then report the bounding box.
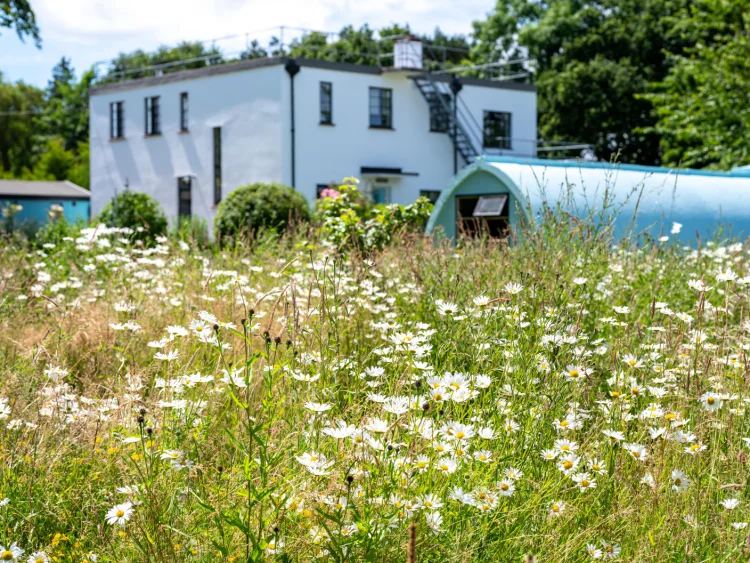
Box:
[0,180,90,200]
[427,156,750,240]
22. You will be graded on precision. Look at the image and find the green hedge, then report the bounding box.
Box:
[214,182,309,241]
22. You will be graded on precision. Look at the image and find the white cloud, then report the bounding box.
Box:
[1,0,493,86]
[33,0,491,45]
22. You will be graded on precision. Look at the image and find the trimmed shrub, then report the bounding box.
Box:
[214,182,310,241]
[97,191,167,242]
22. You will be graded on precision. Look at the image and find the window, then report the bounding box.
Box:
[420,190,441,204]
[456,194,509,238]
[429,93,451,132]
[316,184,335,198]
[178,177,192,217]
[109,101,124,139]
[144,96,161,135]
[319,82,333,125]
[483,111,511,150]
[213,127,222,205]
[180,92,188,132]
[372,186,391,204]
[473,195,508,217]
[369,87,392,129]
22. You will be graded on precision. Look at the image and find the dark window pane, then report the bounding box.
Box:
[178,177,192,217]
[419,190,441,204]
[213,127,222,205]
[369,87,392,128]
[483,111,512,150]
[320,82,332,124]
[180,92,188,131]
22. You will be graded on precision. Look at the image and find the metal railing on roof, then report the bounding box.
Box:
[92,25,533,84]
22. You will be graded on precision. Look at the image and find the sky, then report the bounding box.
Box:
[0,0,494,88]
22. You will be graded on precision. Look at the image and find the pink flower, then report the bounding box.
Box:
[320,188,341,199]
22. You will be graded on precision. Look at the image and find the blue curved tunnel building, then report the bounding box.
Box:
[427,157,750,242]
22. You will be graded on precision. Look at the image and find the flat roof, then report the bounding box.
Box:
[0,180,90,200]
[90,56,537,95]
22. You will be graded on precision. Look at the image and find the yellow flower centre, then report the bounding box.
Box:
[479,455,487,461]
[434,393,443,401]
[665,413,676,421]
[569,370,579,378]
[707,397,715,405]
[416,461,426,468]
[632,451,641,459]
[563,461,573,470]
[440,464,449,471]
[560,420,569,427]
[36,558,46,563]
[268,543,275,550]
[561,445,571,451]
[628,360,637,366]
[552,505,560,512]
[456,448,465,456]
[581,479,590,487]
[501,483,509,491]
[424,501,432,507]
[610,391,620,398]
[674,478,682,486]
[455,431,465,439]
[631,388,639,396]
[1,552,12,561]
[592,464,601,471]
[116,509,125,517]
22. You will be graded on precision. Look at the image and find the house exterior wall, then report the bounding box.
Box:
[90,65,285,228]
[90,58,537,228]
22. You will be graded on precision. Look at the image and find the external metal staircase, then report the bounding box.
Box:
[411,73,484,165]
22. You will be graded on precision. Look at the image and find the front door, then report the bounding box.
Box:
[178,177,192,217]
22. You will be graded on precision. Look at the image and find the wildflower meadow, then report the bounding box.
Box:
[1,201,749,562]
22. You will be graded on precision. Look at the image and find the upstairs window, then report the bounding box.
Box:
[213,127,222,205]
[319,82,333,125]
[180,92,188,132]
[369,87,392,129]
[109,101,124,139]
[144,96,161,135]
[429,93,451,132]
[483,111,511,150]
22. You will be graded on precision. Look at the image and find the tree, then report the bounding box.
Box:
[0,0,40,47]
[645,0,750,169]
[44,57,95,151]
[103,41,223,82]
[472,0,694,165]
[0,72,44,175]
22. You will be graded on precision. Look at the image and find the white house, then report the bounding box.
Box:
[89,41,537,228]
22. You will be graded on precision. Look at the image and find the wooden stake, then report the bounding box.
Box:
[407,522,416,563]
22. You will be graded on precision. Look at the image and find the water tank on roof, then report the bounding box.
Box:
[394,37,423,70]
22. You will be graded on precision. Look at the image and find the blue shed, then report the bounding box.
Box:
[0,180,90,231]
[427,156,750,242]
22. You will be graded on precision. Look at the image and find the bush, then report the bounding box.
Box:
[214,182,310,241]
[314,178,433,252]
[97,191,167,242]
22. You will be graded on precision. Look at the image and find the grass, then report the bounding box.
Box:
[1,209,749,562]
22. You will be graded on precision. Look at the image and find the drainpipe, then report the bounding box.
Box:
[450,76,463,175]
[285,59,300,188]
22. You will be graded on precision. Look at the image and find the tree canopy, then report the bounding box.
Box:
[0,0,40,47]
[644,0,750,169]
